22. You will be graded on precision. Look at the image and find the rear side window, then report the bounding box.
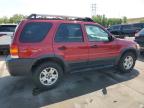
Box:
[20,22,52,43]
[0,25,16,32]
[122,25,133,30]
[112,25,121,30]
[55,23,83,42]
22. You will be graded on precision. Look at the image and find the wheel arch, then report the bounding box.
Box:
[116,48,138,65]
[31,55,68,74]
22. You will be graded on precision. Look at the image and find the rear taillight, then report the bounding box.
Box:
[10,45,19,58]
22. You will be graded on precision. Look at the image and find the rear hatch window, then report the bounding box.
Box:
[19,22,52,43]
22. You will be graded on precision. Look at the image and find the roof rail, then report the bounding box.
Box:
[27,14,94,22]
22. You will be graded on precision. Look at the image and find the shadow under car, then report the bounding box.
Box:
[0,68,139,108]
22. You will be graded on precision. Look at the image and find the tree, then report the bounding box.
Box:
[92,15,123,27]
[9,14,26,23]
[0,16,9,24]
[140,19,144,23]
[92,15,102,25]
[122,16,127,24]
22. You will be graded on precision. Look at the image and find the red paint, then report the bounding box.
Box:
[11,19,136,62]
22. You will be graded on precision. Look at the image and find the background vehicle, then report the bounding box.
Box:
[107,23,144,38]
[0,24,17,54]
[6,14,139,89]
[135,28,144,54]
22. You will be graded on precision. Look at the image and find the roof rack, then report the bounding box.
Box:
[27,14,94,22]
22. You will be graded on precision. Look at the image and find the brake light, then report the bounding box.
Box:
[10,45,19,58]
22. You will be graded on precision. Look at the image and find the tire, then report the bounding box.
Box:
[118,52,136,73]
[32,62,63,89]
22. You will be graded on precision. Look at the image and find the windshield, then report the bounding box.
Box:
[138,28,144,35]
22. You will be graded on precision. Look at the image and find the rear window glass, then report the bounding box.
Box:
[0,25,17,32]
[133,24,143,29]
[108,25,120,30]
[122,25,133,30]
[55,23,83,42]
[20,22,52,43]
[112,25,120,30]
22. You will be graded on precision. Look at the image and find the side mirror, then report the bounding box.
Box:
[108,35,114,42]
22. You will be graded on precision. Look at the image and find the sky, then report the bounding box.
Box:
[0,0,143,18]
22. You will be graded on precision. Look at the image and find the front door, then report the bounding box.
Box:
[84,24,119,67]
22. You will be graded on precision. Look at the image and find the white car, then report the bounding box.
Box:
[0,24,17,53]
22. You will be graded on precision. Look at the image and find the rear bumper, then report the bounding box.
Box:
[6,56,34,76]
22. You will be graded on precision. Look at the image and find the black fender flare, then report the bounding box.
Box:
[115,47,139,65]
[31,54,69,73]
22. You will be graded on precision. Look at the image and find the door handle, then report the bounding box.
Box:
[90,45,98,48]
[58,46,67,50]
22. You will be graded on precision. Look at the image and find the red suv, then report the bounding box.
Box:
[6,14,139,89]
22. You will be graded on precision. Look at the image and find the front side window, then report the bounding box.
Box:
[55,23,83,42]
[20,22,52,43]
[85,25,109,42]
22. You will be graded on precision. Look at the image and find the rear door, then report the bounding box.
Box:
[53,23,89,70]
[84,24,119,67]
[121,25,135,36]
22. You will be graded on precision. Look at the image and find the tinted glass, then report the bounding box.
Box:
[138,28,144,36]
[142,23,144,28]
[112,25,120,30]
[85,25,109,42]
[55,24,83,42]
[133,24,143,29]
[0,25,16,32]
[20,22,52,43]
[122,25,133,30]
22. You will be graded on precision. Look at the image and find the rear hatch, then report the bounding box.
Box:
[10,20,53,58]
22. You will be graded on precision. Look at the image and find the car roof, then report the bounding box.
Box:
[26,14,95,24]
[25,19,97,24]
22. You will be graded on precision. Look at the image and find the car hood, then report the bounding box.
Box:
[116,38,137,46]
